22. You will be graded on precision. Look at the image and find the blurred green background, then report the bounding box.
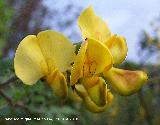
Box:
[0,0,160,125]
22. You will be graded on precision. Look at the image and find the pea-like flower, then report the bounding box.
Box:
[70,6,148,112]
[78,7,147,95]
[14,30,75,98]
[70,38,114,112]
[13,6,148,113]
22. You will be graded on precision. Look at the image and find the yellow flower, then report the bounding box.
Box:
[75,6,148,96]
[14,30,75,98]
[14,6,148,113]
[70,38,114,112]
[78,6,127,65]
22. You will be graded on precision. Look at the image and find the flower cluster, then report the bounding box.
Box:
[14,6,148,113]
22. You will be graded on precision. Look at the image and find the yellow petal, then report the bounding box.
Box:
[14,35,47,85]
[68,87,82,102]
[46,69,68,98]
[103,67,148,95]
[70,42,88,85]
[75,84,108,113]
[83,95,108,113]
[81,77,106,106]
[70,38,113,85]
[78,6,111,42]
[107,90,114,104]
[104,35,128,64]
[85,38,113,74]
[37,30,75,72]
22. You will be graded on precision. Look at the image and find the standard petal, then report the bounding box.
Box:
[14,35,47,85]
[37,30,75,72]
[85,38,113,74]
[103,67,148,95]
[70,38,113,85]
[104,35,128,64]
[78,6,111,42]
[46,69,68,98]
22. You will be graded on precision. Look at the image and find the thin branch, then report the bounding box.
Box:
[0,89,12,105]
[0,89,30,112]
[0,76,42,115]
[0,76,18,88]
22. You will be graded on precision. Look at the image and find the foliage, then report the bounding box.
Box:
[0,0,14,56]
